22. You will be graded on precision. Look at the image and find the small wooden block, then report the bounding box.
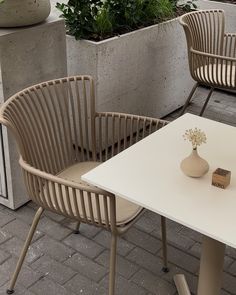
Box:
[212,168,231,189]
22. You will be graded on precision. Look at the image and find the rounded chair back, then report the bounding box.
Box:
[0,76,96,175]
[179,9,225,56]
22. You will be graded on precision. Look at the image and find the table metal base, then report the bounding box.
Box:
[174,236,225,295]
[174,274,191,295]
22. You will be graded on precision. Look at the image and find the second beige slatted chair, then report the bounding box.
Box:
[179,9,236,116]
[0,75,169,295]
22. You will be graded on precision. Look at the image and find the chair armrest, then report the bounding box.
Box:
[190,48,236,62]
[97,112,169,125]
[94,112,169,161]
[224,33,236,38]
[19,156,109,195]
[20,156,117,229]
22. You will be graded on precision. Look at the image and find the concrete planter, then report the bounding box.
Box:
[0,18,67,209]
[67,18,193,118]
[65,0,236,118]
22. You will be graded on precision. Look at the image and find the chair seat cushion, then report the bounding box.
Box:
[195,63,236,88]
[57,161,143,226]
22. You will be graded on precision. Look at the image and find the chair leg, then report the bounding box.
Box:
[179,83,199,116]
[6,207,44,294]
[74,221,81,234]
[109,233,117,295]
[199,87,214,116]
[161,216,169,273]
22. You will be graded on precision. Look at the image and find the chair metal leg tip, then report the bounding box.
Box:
[162,267,169,273]
[6,289,14,294]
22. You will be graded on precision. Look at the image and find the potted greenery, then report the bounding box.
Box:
[56,0,197,117]
[56,0,196,41]
[0,0,51,27]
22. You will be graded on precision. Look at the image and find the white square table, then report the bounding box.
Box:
[82,113,236,295]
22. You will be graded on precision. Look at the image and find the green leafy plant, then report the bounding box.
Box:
[94,7,113,38]
[0,0,5,3]
[56,0,197,41]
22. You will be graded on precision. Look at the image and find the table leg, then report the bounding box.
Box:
[197,236,225,295]
[174,274,191,295]
[174,236,225,295]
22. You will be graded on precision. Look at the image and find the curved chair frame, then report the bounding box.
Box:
[179,9,236,116]
[0,75,169,295]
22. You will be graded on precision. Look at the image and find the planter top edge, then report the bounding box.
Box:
[0,17,64,37]
[66,16,180,45]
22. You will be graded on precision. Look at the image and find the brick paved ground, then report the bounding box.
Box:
[0,87,236,295]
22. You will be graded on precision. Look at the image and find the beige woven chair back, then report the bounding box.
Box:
[0,76,96,175]
[180,9,225,56]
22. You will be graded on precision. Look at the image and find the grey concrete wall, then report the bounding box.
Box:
[66,18,193,118]
[0,18,67,209]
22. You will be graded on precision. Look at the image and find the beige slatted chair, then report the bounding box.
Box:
[0,76,169,295]
[179,9,236,116]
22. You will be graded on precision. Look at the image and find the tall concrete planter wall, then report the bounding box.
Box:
[65,0,236,118]
[0,18,67,209]
[67,18,193,118]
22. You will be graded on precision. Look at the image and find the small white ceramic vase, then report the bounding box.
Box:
[0,0,51,27]
[180,148,209,178]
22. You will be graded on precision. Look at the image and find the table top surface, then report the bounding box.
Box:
[82,113,236,248]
